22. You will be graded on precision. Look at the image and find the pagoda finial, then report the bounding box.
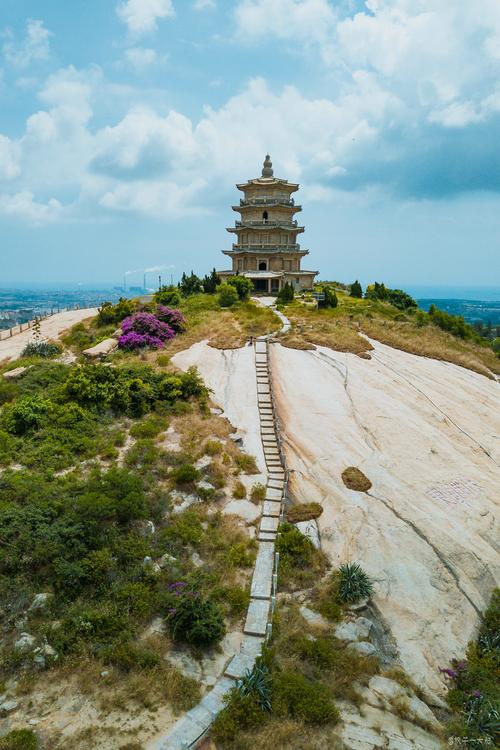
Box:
[262,154,273,178]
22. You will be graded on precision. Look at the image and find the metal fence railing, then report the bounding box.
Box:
[0,304,84,342]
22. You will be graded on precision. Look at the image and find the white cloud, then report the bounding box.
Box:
[117,0,175,36]
[0,135,21,180]
[193,0,216,10]
[100,178,206,217]
[125,47,159,68]
[3,19,52,69]
[0,191,63,224]
[234,0,337,60]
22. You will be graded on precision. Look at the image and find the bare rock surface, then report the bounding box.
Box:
[82,337,117,359]
[270,340,500,701]
[172,341,266,476]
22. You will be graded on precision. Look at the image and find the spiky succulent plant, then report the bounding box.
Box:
[338,562,374,604]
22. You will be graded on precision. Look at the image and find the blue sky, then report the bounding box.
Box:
[0,0,499,289]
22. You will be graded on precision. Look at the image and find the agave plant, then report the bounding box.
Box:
[338,562,374,604]
[463,693,500,741]
[236,663,272,711]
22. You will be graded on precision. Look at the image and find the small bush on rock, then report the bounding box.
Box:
[341,466,372,492]
[21,340,61,359]
[338,562,374,603]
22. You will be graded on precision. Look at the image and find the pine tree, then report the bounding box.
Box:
[350,280,363,298]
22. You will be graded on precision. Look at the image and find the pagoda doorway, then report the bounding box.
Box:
[254,279,268,292]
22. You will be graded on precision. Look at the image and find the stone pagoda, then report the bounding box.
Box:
[217,155,318,294]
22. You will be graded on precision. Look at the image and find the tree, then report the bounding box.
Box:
[323,286,338,308]
[179,272,203,296]
[277,282,294,304]
[202,268,221,294]
[218,283,239,307]
[228,275,254,300]
[350,280,363,298]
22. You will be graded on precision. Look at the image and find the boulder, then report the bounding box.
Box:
[157,553,177,569]
[348,641,377,656]
[3,366,29,379]
[335,617,372,642]
[82,338,117,359]
[299,606,330,630]
[0,699,19,715]
[191,552,203,568]
[29,592,52,611]
[195,455,212,470]
[14,632,35,653]
[135,519,155,537]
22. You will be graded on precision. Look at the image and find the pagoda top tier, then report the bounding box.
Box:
[236,154,299,193]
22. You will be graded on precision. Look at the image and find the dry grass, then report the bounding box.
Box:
[341,467,372,492]
[286,502,323,523]
[361,317,499,378]
[227,719,343,750]
[279,304,372,356]
[277,292,499,378]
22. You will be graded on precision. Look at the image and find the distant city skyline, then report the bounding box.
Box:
[1,0,499,287]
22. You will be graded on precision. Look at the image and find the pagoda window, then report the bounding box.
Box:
[284,260,291,271]
[259,261,267,271]
[238,258,245,271]
[263,211,268,223]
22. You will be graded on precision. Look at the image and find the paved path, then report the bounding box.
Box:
[0,308,97,363]
[153,307,292,750]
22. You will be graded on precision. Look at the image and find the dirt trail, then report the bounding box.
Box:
[0,308,97,363]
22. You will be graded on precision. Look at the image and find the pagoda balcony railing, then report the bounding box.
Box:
[239,197,295,207]
[235,220,298,228]
[231,243,305,253]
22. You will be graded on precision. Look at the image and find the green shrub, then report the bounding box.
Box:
[204,439,223,456]
[130,415,168,439]
[286,502,323,523]
[154,286,182,307]
[21,341,61,358]
[234,453,258,473]
[277,523,314,567]
[273,670,339,725]
[0,729,38,750]
[125,438,160,469]
[218,283,239,308]
[227,541,255,568]
[227,275,254,301]
[161,511,203,547]
[103,641,160,672]
[171,463,200,485]
[4,394,53,435]
[97,298,136,326]
[224,586,250,617]
[323,286,338,308]
[115,582,154,619]
[250,483,266,503]
[232,481,247,499]
[165,585,225,646]
[338,562,374,603]
[212,691,265,746]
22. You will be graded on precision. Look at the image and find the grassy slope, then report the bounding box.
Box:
[278,292,499,378]
[0,319,264,749]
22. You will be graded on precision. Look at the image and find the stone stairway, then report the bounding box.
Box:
[153,335,286,750]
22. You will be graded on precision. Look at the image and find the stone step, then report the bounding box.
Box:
[260,516,279,533]
[262,500,281,517]
[257,384,270,394]
[268,479,285,490]
[265,487,282,500]
[258,531,277,542]
[258,395,271,404]
[225,635,264,679]
[244,597,271,636]
[250,542,275,599]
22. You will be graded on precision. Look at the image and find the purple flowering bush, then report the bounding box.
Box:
[118,312,176,351]
[164,581,225,646]
[155,306,186,333]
